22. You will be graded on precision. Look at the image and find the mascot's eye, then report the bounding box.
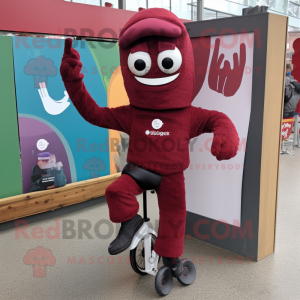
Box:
[128,51,151,76]
[157,47,182,74]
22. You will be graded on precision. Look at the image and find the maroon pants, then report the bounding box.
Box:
[105,172,186,257]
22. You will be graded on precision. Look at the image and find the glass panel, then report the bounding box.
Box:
[225,0,257,4]
[288,2,300,18]
[148,0,170,10]
[192,4,197,21]
[217,12,233,18]
[258,0,288,14]
[203,9,217,20]
[171,0,193,20]
[126,0,147,11]
[258,0,272,5]
[288,25,300,31]
[247,0,258,5]
[226,0,246,4]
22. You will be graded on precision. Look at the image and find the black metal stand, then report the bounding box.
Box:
[143,191,150,222]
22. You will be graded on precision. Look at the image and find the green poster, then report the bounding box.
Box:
[0,36,22,198]
[87,41,120,92]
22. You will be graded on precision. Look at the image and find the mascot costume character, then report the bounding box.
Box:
[60,8,239,277]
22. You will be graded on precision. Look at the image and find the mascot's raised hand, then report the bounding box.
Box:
[60,39,84,82]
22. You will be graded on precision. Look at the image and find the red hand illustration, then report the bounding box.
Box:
[208,38,246,97]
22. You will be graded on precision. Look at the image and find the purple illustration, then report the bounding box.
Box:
[18,117,71,193]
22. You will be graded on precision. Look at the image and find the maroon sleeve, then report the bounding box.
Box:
[64,80,132,134]
[189,106,239,161]
[60,38,131,134]
[189,106,238,139]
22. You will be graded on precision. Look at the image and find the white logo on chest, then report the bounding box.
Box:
[146,119,169,136]
[152,119,163,129]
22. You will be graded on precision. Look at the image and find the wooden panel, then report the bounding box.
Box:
[0,173,120,224]
[258,14,288,260]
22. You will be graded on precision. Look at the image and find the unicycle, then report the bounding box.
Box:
[122,163,196,296]
[128,188,161,277]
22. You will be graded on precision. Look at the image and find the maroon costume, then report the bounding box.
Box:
[60,8,239,257]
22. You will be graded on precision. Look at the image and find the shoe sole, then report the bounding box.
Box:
[108,218,144,255]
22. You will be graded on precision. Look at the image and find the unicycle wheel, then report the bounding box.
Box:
[155,266,173,296]
[177,259,196,286]
[129,234,160,275]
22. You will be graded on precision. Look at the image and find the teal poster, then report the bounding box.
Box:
[13,37,121,193]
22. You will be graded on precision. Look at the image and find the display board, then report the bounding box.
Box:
[185,33,254,226]
[185,13,287,261]
[12,37,126,194]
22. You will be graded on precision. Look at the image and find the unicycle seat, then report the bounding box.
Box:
[122,163,162,190]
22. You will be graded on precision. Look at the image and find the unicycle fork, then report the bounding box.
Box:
[129,191,160,276]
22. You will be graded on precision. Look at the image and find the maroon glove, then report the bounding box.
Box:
[60,38,84,83]
[211,132,239,161]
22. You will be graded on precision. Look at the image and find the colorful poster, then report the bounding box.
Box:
[185,33,254,226]
[13,37,124,193]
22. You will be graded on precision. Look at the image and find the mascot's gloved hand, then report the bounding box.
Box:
[211,130,239,161]
[60,38,84,82]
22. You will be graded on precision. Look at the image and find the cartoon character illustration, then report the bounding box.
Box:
[83,157,106,178]
[30,152,67,192]
[60,8,239,277]
[38,82,70,115]
[18,117,73,193]
[24,56,57,88]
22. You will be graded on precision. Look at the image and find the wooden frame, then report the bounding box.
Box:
[0,173,120,224]
[257,13,287,261]
[184,13,288,261]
